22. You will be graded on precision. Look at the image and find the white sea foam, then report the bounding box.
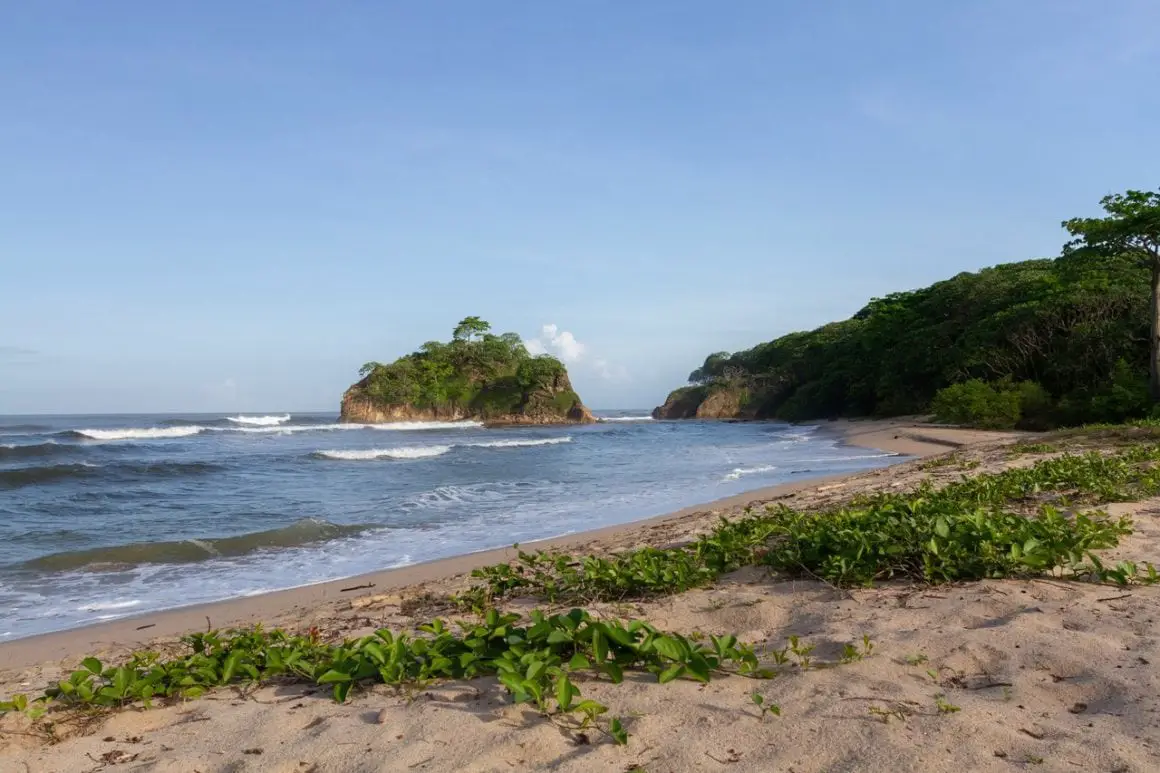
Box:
[76,427,203,440]
[317,445,452,461]
[223,423,354,434]
[218,420,483,435]
[78,599,143,612]
[598,416,654,422]
[404,483,515,508]
[227,414,291,426]
[722,464,778,482]
[785,453,900,464]
[318,436,571,460]
[366,421,483,431]
[465,436,572,449]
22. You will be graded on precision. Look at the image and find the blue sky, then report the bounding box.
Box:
[2,1,1158,414]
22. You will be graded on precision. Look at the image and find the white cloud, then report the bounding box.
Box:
[523,324,628,382]
[525,323,585,363]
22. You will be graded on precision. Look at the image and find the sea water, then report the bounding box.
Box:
[0,412,899,639]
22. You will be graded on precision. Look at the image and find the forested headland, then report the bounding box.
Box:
[656,189,1160,429]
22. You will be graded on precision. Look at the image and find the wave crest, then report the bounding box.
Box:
[722,464,778,482]
[367,421,483,431]
[73,426,203,441]
[317,435,572,460]
[21,518,373,572]
[0,441,67,460]
[227,414,291,426]
[316,445,452,461]
[598,416,654,422]
[465,436,572,449]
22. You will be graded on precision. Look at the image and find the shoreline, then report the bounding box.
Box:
[0,418,1003,670]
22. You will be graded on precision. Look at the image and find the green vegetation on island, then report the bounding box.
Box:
[657,188,1160,429]
[341,317,593,424]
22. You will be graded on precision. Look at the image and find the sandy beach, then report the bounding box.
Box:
[5,418,1159,772]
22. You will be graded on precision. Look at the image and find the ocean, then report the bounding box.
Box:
[0,412,900,640]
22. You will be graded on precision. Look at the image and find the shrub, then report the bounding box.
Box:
[930,379,1022,429]
[1090,359,1151,423]
[1015,381,1056,430]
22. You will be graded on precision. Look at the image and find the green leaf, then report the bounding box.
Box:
[555,675,577,711]
[592,630,608,664]
[658,664,684,684]
[609,717,629,745]
[82,657,103,675]
[603,662,624,684]
[525,661,545,682]
[112,667,132,696]
[317,669,353,684]
[934,517,950,539]
[652,636,685,661]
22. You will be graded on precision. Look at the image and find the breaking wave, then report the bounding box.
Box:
[0,441,69,461]
[226,414,291,426]
[722,464,779,482]
[66,420,484,441]
[465,436,572,449]
[401,481,538,509]
[20,518,374,572]
[598,416,654,422]
[316,436,573,460]
[316,445,453,461]
[71,426,203,441]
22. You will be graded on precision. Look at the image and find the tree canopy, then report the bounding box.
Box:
[663,247,1152,427]
[1063,188,1160,400]
[351,318,578,419]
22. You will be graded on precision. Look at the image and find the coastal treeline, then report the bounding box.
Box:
[353,317,582,419]
[664,189,1160,429]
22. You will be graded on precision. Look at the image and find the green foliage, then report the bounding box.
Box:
[1062,189,1160,267]
[1008,442,1058,456]
[3,610,772,746]
[934,694,961,714]
[931,379,1022,429]
[670,242,1153,426]
[454,447,1160,612]
[749,691,781,720]
[1087,359,1151,424]
[355,318,578,417]
[453,316,491,342]
[1015,381,1055,430]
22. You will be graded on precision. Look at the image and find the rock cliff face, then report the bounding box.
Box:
[652,385,754,420]
[340,370,595,426]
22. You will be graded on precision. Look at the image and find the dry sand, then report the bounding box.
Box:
[4,419,1159,772]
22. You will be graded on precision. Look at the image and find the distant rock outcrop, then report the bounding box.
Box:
[340,318,595,427]
[652,384,751,420]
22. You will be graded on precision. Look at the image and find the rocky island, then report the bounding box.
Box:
[341,317,595,426]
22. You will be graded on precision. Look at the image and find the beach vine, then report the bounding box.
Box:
[1,609,782,745]
[453,446,1160,611]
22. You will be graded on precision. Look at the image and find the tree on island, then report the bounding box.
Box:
[453,316,491,342]
[349,317,582,419]
[1063,189,1160,400]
